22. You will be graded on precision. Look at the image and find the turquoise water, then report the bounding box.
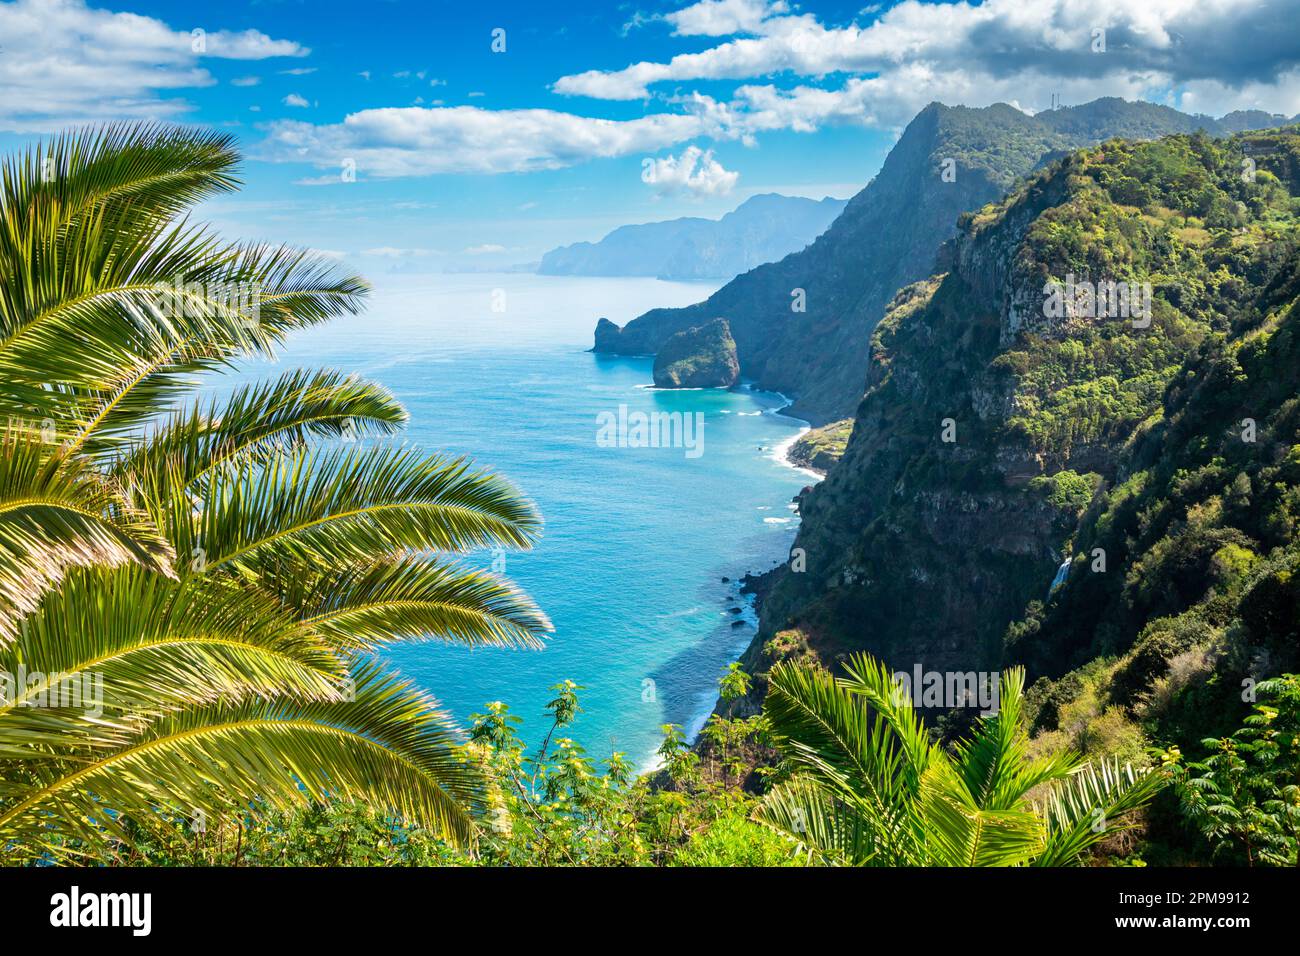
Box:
[230,273,814,768]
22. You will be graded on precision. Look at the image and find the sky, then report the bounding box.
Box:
[2,0,1300,271]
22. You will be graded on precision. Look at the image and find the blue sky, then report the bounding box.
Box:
[2,0,1299,271]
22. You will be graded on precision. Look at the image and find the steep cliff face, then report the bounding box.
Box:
[652,318,739,388]
[595,100,1294,425]
[745,128,1300,703]
[596,102,1040,421]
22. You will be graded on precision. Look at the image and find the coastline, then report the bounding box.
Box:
[668,390,824,762]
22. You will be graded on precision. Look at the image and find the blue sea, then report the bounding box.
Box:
[230,273,815,769]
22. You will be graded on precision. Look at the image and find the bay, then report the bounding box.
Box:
[226,272,815,768]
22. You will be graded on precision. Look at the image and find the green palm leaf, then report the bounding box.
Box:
[0,663,481,859]
[0,432,172,641]
[761,653,1166,867]
[0,124,548,858]
[179,444,541,576]
[1034,758,1166,867]
[282,554,551,651]
[116,368,408,494]
[0,567,345,759]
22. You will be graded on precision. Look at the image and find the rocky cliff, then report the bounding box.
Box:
[652,318,740,388]
[595,100,1295,424]
[733,127,1300,722]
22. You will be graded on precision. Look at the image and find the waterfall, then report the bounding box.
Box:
[1047,558,1071,599]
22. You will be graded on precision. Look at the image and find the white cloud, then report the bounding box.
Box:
[243,1,1299,189]
[642,145,738,196]
[280,67,317,76]
[464,244,507,255]
[259,104,721,177]
[201,29,305,60]
[0,0,308,131]
[282,93,311,108]
[666,0,787,37]
[231,76,261,87]
[554,0,1300,118]
[293,173,347,186]
[731,67,1153,132]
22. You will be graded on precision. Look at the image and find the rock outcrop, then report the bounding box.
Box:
[651,318,739,388]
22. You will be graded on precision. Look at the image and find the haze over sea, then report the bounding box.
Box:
[226,273,814,768]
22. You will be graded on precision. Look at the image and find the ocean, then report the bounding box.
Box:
[229,272,815,769]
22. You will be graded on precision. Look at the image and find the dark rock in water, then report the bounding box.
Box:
[592,317,635,354]
[728,607,743,614]
[730,620,746,628]
[721,576,730,583]
[651,318,739,388]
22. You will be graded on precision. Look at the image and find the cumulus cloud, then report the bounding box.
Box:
[666,0,787,36]
[0,0,307,131]
[555,0,1300,117]
[642,145,739,196]
[258,104,722,177]
[282,93,311,108]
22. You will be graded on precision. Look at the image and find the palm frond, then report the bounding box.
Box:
[281,555,551,651]
[755,778,886,866]
[177,444,542,576]
[0,432,172,642]
[1034,758,1166,867]
[0,566,346,758]
[917,756,1046,866]
[0,662,482,858]
[115,368,407,493]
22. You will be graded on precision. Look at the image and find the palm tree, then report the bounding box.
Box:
[0,125,550,861]
[756,654,1164,866]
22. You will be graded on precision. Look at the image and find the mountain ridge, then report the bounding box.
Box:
[539,193,847,282]
[593,98,1297,425]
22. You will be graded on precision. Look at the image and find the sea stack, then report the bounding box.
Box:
[651,318,740,388]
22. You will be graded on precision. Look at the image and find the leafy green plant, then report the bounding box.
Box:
[756,654,1165,866]
[1170,674,1300,865]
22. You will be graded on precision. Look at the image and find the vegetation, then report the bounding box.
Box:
[651,317,739,388]
[93,668,800,867]
[1169,674,1300,866]
[2,120,1296,869]
[0,125,549,862]
[757,654,1162,865]
[788,418,853,473]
